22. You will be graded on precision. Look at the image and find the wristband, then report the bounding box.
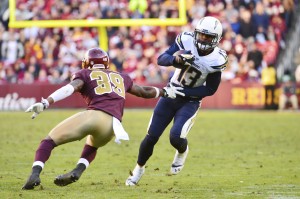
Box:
[41,98,49,109]
[153,87,160,98]
[162,88,168,97]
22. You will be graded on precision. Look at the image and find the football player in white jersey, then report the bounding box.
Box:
[126,16,228,186]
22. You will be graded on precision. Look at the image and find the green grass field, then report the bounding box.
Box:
[0,109,299,199]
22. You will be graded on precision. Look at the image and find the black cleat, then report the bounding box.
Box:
[54,172,80,186]
[22,165,42,190]
[22,174,41,190]
[54,163,85,187]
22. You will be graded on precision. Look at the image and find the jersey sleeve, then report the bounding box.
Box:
[122,73,134,91]
[211,49,228,71]
[72,69,86,81]
[175,33,185,50]
[175,32,194,51]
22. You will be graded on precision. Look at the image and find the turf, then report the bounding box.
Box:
[0,109,299,199]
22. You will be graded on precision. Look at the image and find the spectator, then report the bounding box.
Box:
[48,69,65,84]
[188,0,206,27]
[247,41,263,72]
[270,12,286,48]
[282,0,295,29]
[1,30,24,64]
[232,34,247,61]
[252,1,270,33]
[35,69,49,84]
[246,60,260,82]
[0,25,3,60]
[224,2,240,35]
[206,0,225,18]
[238,9,256,39]
[145,64,163,84]
[20,71,34,84]
[27,56,40,79]
[278,72,299,111]
[0,61,6,83]
[5,66,17,83]
[261,65,277,110]
[294,48,300,83]
[13,60,26,81]
[295,65,300,83]
[255,25,268,44]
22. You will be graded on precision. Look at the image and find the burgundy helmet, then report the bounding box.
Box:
[82,47,109,69]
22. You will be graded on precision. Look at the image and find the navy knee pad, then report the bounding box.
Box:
[170,135,188,153]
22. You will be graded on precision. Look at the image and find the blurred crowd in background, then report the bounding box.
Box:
[0,0,300,85]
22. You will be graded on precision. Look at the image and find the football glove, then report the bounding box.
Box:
[25,98,49,119]
[174,51,195,68]
[163,86,185,99]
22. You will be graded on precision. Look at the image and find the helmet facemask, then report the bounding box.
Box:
[194,31,220,52]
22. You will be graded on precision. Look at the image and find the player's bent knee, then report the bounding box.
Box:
[170,135,188,153]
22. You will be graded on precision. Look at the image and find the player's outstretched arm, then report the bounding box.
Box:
[25,79,84,119]
[128,84,185,99]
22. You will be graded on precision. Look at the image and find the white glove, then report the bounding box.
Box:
[25,98,49,119]
[163,86,185,99]
[174,53,195,68]
[179,54,195,66]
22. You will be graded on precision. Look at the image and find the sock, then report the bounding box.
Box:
[77,144,98,168]
[133,164,145,173]
[34,139,57,166]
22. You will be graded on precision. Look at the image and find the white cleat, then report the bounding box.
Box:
[170,146,189,175]
[125,165,145,186]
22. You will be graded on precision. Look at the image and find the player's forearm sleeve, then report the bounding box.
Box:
[157,42,180,66]
[182,72,221,98]
[157,53,175,66]
[49,84,75,103]
[183,86,215,98]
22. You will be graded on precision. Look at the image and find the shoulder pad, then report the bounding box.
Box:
[211,48,228,71]
[175,32,194,50]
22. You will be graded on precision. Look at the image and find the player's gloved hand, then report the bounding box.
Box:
[25,98,49,119]
[174,51,195,68]
[163,86,185,99]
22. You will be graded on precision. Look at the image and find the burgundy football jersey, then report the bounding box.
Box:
[73,69,133,121]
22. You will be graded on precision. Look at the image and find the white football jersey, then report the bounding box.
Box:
[170,32,228,88]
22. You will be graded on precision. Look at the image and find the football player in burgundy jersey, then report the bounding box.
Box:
[126,16,228,186]
[22,47,184,190]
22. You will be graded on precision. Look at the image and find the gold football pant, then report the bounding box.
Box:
[48,110,114,148]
